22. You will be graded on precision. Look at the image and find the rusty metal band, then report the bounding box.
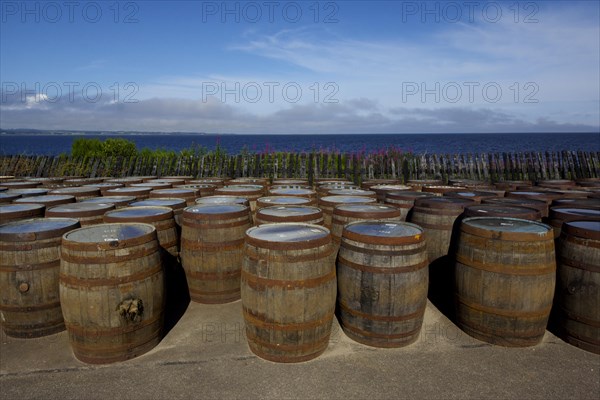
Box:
[241,269,336,290]
[455,256,556,276]
[0,237,61,251]
[158,238,179,250]
[61,229,156,251]
[244,245,336,264]
[342,229,424,246]
[460,221,553,242]
[48,208,110,218]
[0,258,60,272]
[560,307,600,328]
[181,237,244,251]
[245,328,330,353]
[337,255,428,274]
[561,223,600,241]
[243,307,334,331]
[338,300,425,322]
[59,264,162,287]
[562,233,600,248]
[245,234,331,251]
[187,269,241,280]
[0,300,61,312]
[456,294,552,319]
[182,218,251,230]
[65,312,163,337]
[0,224,78,242]
[341,321,421,339]
[339,240,426,257]
[564,332,600,347]
[70,334,161,364]
[60,244,159,264]
[457,317,546,341]
[412,206,465,215]
[558,256,600,273]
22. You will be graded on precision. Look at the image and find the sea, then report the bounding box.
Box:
[0,132,598,156]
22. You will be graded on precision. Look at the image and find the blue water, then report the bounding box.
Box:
[0,133,597,156]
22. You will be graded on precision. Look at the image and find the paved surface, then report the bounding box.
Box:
[1,299,598,400]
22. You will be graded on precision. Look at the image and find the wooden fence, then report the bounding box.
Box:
[1,151,599,184]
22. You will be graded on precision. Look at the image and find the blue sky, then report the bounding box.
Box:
[1,0,599,134]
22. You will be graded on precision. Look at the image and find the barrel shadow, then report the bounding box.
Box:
[160,249,190,336]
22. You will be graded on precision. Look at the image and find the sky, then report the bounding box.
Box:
[1,0,599,134]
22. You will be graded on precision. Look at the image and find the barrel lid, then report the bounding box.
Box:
[258,196,311,205]
[82,183,124,188]
[106,187,152,194]
[195,195,249,205]
[272,179,308,185]
[464,205,541,219]
[105,177,144,184]
[386,191,435,201]
[343,221,424,245]
[550,207,600,220]
[319,195,377,205]
[46,202,115,216]
[1,181,40,188]
[258,206,322,218]
[0,192,22,201]
[269,188,315,196]
[483,197,547,208]
[189,179,223,184]
[176,184,216,189]
[50,186,100,194]
[552,198,600,208]
[0,203,45,215]
[414,197,474,209]
[130,198,186,208]
[562,220,600,240]
[0,217,80,241]
[328,189,375,196]
[80,195,136,205]
[130,182,172,188]
[151,188,196,195]
[6,188,49,196]
[371,184,411,191]
[217,185,263,193]
[246,223,330,249]
[334,204,401,218]
[62,222,156,249]
[13,194,75,203]
[461,217,553,241]
[444,191,498,198]
[184,203,249,218]
[104,206,173,222]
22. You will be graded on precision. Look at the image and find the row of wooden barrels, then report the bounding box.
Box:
[0,175,599,364]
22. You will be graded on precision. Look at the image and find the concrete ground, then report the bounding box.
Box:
[1,299,598,400]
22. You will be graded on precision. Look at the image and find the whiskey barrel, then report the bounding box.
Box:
[406,179,443,191]
[46,202,115,226]
[49,186,101,201]
[255,206,324,226]
[409,197,474,262]
[150,188,198,206]
[0,192,21,204]
[80,195,135,208]
[267,187,317,202]
[214,185,265,213]
[369,184,411,203]
[548,208,600,239]
[327,189,377,199]
[242,223,337,362]
[104,206,179,257]
[13,194,75,208]
[105,177,144,185]
[256,196,313,211]
[455,217,556,346]
[104,186,152,200]
[317,183,360,199]
[175,184,217,198]
[331,204,402,249]
[0,203,45,224]
[180,204,253,303]
[360,179,401,190]
[131,182,173,190]
[421,186,465,196]
[82,183,124,196]
[384,191,436,220]
[6,188,49,198]
[1,181,41,189]
[318,195,377,228]
[463,204,542,221]
[483,197,549,218]
[129,198,187,226]
[555,220,600,354]
[272,179,309,186]
[0,218,80,337]
[551,198,600,210]
[195,195,250,207]
[60,223,164,364]
[443,191,500,204]
[188,178,225,188]
[337,221,428,347]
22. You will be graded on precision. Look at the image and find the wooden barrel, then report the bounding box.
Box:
[228,178,269,187]
[46,202,115,225]
[0,203,45,224]
[255,206,324,226]
[269,185,313,191]
[105,186,152,200]
[104,206,179,257]
[272,179,309,186]
[328,189,377,199]
[147,178,186,186]
[493,180,532,191]
[105,177,144,185]
[242,223,336,362]
[337,221,428,347]
[555,220,600,354]
[2,181,41,189]
[214,185,264,213]
[129,198,187,226]
[464,204,542,221]
[537,179,576,190]
[369,184,411,202]
[360,179,401,190]
[507,190,564,211]
[318,195,377,228]
[256,196,313,210]
[63,178,105,186]
[59,223,164,364]
[267,187,317,202]
[49,186,101,201]
[131,182,173,190]
[82,183,124,196]
[180,204,253,303]
[6,188,49,198]
[409,197,474,262]
[483,197,549,218]
[188,178,225,188]
[150,188,198,206]
[13,194,75,207]
[331,204,402,249]
[80,195,135,208]
[195,195,249,207]
[0,192,21,203]
[455,217,556,346]
[175,184,216,198]
[548,208,600,239]
[0,218,80,337]
[27,177,64,187]
[317,183,359,198]
[551,198,600,210]
[421,185,465,196]
[443,191,500,204]
[160,175,195,182]
[384,191,436,220]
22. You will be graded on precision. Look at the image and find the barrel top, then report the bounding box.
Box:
[550,208,600,218]
[463,217,551,235]
[258,196,311,205]
[195,195,249,205]
[328,189,375,196]
[63,223,155,244]
[371,184,411,191]
[105,206,173,219]
[258,206,321,217]
[0,217,79,238]
[50,186,100,194]
[563,220,600,239]
[345,221,423,238]
[0,203,45,214]
[415,197,474,208]
[218,185,263,192]
[106,187,152,193]
[130,198,186,207]
[151,188,196,195]
[319,195,377,204]
[0,192,20,199]
[465,205,541,216]
[334,204,400,214]
[386,191,435,200]
[484,197,547,206]
[185,204,248,214]
[80,196,136,204]
[14,194,74,203]
[6,188,48,196]
[176,184,216,189]
[247,223,329,243]
[47,202,115,213]
[82,183,124,188]
[269,188,315,195]
[445,191,498,197]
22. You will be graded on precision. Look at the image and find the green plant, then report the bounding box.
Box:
[101,138,138,158]
[71,138,103,158]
